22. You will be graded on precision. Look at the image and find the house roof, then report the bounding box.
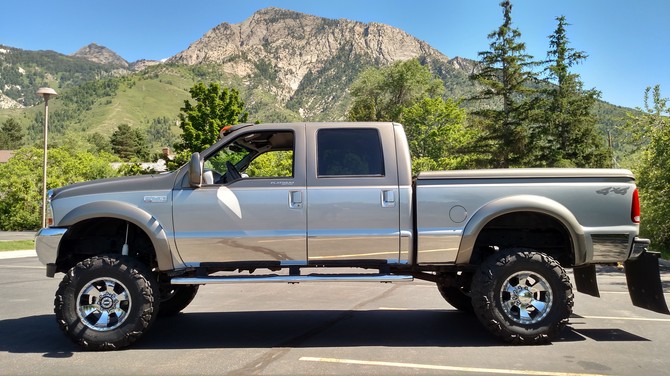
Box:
[0,150,14,163]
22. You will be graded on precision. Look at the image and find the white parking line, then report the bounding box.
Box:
[299,357,608,376]
[0,265,45,270]
[0,250,37,259]
[580,315,670,322]
[379,307,670,322]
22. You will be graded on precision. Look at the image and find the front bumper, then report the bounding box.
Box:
[35,227,67,277]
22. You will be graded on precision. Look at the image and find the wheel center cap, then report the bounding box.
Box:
[99,296,115,310]
[517,289,533,305]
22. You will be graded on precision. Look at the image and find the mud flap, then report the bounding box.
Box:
[573,264,600,297]
[624,251,669,314]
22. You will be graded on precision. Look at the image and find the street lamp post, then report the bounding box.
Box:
[36,87,57,229]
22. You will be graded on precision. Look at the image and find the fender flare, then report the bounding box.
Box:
[59,201,175,270]
[455,195,587,265]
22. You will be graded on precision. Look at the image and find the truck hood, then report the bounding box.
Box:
[52,172,178,200]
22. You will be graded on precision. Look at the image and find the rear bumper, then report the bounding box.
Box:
[574,242,669,315]
[629,237,650,260]
[35,227,67,277]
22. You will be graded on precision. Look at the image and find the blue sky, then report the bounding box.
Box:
[1,0,668,109]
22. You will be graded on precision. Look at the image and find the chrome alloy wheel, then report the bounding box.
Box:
[76,277,132,331]
[499,271,553,324]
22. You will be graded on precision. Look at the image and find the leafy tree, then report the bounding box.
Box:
[0,147,118,230]
[348,59,443,122]
[110,124,150,161]
[0,118,24,149]
[245,151,294,177]
[535,16,610,167]
[400,97,477,171]
[626,86,670,255]
[176,83,249,154]
[469,0,540,167]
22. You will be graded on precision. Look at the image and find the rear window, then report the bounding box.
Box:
[317,128,385,177]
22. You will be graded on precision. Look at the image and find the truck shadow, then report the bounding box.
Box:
[1,309,651,354]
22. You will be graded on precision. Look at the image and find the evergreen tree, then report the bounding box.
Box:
[469,0,540,168]
[536,16,610,167]
[176,83,249,154]
[0,118,24,149]
[110,124,150,161]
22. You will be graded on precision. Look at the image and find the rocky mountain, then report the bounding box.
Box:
[0,8,473,114]
[169,7,467,117]
[72,43,129,68]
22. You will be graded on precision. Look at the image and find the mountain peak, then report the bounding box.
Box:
[168,7,450,106]
[72,43,128,67]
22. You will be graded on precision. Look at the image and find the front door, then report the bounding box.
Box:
[173,126,307,265]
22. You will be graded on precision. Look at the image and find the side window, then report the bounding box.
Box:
[203,131,294,184]
[317,128,384,177]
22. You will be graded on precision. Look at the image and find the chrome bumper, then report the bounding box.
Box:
[629,237,650,260]
[35,227,67,277]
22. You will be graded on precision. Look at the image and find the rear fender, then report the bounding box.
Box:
[456,195,585,264]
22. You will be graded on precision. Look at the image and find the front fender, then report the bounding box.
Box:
[59,201,175,271]
[455,195,586,265]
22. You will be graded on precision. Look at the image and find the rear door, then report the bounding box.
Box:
[306,124,401,262]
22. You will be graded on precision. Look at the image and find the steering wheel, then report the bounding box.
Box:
[224,161,242,182]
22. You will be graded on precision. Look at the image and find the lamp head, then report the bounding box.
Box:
[36,87,58,100]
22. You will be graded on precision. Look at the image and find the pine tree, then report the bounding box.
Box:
[469,0,540,168]
[0,118,25,149]
[110,124,150,161]
[537,16,609,167]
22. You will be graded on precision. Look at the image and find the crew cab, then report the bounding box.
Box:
[36,122,668,350]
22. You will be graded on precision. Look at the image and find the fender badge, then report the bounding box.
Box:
[144,196,168,203]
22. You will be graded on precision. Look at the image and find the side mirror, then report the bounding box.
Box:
[188,152,202,188]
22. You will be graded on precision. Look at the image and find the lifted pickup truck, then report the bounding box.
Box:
[36,122,668,350]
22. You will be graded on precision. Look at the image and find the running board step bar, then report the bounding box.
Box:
[171,274,414,285]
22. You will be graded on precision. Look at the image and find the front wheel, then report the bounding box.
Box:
[437,272,473,312]
[471,248,573,345]
[54,255,159,350]
[158,284,199,317]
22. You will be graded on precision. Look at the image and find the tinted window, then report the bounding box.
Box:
[317,128,384,177]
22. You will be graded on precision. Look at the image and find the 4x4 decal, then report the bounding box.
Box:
[596,187,630,195]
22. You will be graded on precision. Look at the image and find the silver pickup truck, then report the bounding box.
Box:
[36,122,668,350]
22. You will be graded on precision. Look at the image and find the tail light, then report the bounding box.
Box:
[631,188,641,223]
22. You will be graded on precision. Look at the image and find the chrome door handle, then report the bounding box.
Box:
[289,190,303,209]
[381,189,396,208]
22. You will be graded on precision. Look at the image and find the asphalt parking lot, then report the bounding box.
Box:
[1,252,669,376]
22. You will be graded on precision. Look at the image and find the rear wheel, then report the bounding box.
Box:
[471,248,573,345]
[54,255,159,350]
